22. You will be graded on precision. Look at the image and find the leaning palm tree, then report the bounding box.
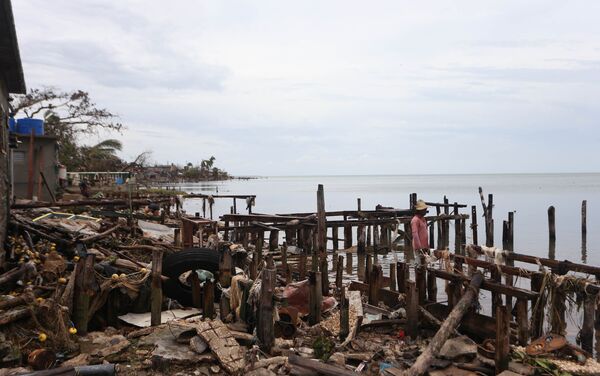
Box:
[82,139,124,171]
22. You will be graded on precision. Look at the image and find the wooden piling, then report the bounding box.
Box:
[203,279,215,319]
[151,249,163,326]
[357,253,365,281]
[320,256,329,296]
[516,298,529,346]
[406,281,419,338]
[332,226,339,251]
[357,224,366,254]
[339,286,349,340]
[389,263,397,292]
[174,228,181,247]
[366,225,372,247]
[471,205,478,246]
[368,265,382,305]
[269,229,279,253]
[581,295,595,353]
[365,254,372,284]
[436,205,443,250]
[373,224,380,248]
[416,256,427,305]
[308,271,322,325]
[454,203,460,254]
[190,272,202,309]
[397,261,407,293]
[257,262,275,352]
[219,248,232,288]
[548,206,556,259]
[530,272,545,339]
[582,200,587,253]
[345,251,353,275]
[343,219,352,250]
[316,185,327,254]
[253,230,264,265]
[427,269,437,302]
[495,305,510,374]
[73,254,95,335]
[336,255,344,290]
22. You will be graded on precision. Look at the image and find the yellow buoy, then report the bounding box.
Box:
[69,327,78,335]
[38,332,47,342]
[58,277,67,284]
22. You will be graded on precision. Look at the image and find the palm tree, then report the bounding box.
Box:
[82,139,123,171]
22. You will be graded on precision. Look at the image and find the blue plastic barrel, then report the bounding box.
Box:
[16,118,44,136]
[8,118,17,133]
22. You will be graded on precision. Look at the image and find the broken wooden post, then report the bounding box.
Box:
[256,230,264,264]
[357,253,365,281]
[151,249,163,326]
[389,263,397,292]
[397,261,407,293]
[427,269,437,302]
[454,203,461,254]
[219,248,232,288]
[582,200,587,250]
[249,253,257,280]
[471,205,478,246]
[368,264,382,305]
[174,228,181,247]
[345,251,353,275]
[357,224,366,254]
[316,184,327,255]
[320,256,329,296]
[548,205,556,259]
[258,261,275,352]
[299,252,307,280]
[373,224,380,248]
[416,254,427,304]
[530,272,545,338]
[336,255,344,290]
[516,298,529,346]
[406,281,419,339]
[495,305,510,374]
[332,226,339,251]
[581,293,595,354]
[343,217,352,249]
[551,282,567,335]
[339,285,349,340]
[365,254,372,284]
[73,254,96,335]
[203,279,215,319]
[308,271,322,325]
[367,225,372,247]
[269,229,279,253]
[406,273,484,376]
[190,271,202,309]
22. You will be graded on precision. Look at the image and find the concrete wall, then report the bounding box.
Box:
[12,135,59,202]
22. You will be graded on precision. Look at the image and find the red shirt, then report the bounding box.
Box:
[411,215,429,250]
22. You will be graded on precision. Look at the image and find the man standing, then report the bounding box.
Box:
[411,200,429,251]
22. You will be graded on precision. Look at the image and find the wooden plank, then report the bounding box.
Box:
[196,319,246,374]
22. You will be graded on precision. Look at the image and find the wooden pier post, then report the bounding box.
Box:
[219,248,232,288]
[406,281,419,338]
[365,254,372,284]
[258,261,275,352]
[436,205,443,250]
[582,294,595,353]
[453,203,460,254]
[269,229,279,253]
[203,279,215,319]
[345,251,353,275]
[343,218,352,250]
[308,271,322,325]
[471,205,478,246]
[174,228,181,247]
[368,264,382,305]
[339,286,349,340]
[357,224,366,254]
[316,184,327,254]
[336,255,344,290]
[548,206,556,260]
[373,224,380,249]
[320,256,329,296]
[530,272,545,338]
[582,200,587,258]
[256,230,264,265]
[357,253,365,281]
[516,299,529,346]
[495,305,510,374]
[332,226,339,251]
[73,254,95,335]
[397,261,407,293]
[389,263,397,292]
[366,225,372,247]
[427,269,437,302]
[190,272,201,309]
[416,255,427,305]
[443,196,450,248]
[151,249,163,326]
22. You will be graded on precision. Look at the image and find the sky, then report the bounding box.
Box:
[11,1,600,176]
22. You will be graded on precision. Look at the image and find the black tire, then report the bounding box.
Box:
[162,247,220,306]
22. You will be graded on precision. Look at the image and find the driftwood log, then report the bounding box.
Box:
[405,272,484,376]
[288,354,355,376]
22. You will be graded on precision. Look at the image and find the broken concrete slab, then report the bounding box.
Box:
[195,319,246,375]
[118,308,200,327]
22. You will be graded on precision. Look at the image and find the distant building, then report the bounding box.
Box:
[11,133,59,202]
[0,0,26,251]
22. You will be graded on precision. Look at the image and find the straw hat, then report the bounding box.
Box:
[414,199,428,211]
